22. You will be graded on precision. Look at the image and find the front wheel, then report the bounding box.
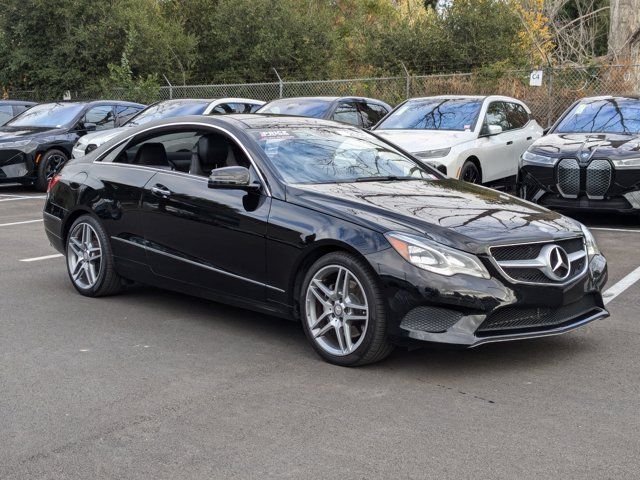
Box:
[460,160,481,184]
[66,215,123,297]
[300,252,394,366]
[35,149,68,191]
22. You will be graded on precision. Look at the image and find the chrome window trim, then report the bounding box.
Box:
[93,121,272,196]
[112,236,284,293]
[488,235,589,287]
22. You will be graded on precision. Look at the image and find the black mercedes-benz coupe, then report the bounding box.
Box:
[0,100,144,190]
[43,115,609,366]
[518,96,640,214]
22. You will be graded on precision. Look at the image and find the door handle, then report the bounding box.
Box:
[506,141,513,145]
[526,136,533,141]
[151,185,171,198]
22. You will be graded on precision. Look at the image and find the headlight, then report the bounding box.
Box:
[521,150,558,166]
[611,157,640,169]
[579,223,600,258]
[385,231,490,278]
[415,147,451,159]
[0,139,34,149]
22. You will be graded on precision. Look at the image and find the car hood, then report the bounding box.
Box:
[76,127,127,146]
[530,132,640,160]
[0,125,65,142]
[375,129,476,152]
[287,179,581,253]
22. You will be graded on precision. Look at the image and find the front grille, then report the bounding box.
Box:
[476,294,601,335]
[586,160,612,198]
[400,306,463,333]
[556,158,613,199]
[490,237,587,285]
[557,158,580,197]
[492,238,583,262]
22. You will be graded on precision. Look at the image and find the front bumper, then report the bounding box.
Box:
[0,149,37,183]
[366,247,609,347]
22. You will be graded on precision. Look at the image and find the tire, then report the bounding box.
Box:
[35,149,68,191]
[65,215,123,297]
[460,160,481,184]
[300,251,394,366]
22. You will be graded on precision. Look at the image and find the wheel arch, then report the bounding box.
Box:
[61,207,99,246]
[463,155,482,182]
[288,240,373,320]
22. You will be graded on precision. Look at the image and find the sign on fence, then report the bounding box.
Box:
[529,70,543,87]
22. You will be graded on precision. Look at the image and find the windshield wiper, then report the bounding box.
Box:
[354,175,415,182]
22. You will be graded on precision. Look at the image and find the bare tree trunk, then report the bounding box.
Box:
[608,0,640,64]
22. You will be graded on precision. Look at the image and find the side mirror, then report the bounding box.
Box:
[487,125,502,136]
[76,122,97,134]
[208,166,260,190]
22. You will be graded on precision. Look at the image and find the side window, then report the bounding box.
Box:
[249,104,263,113]
[0,105,14,124]
[105,128,251,176]
[358,102,389,129]
[13,105,31,116]
[211,104,235,115]
[483,102,510,132]
[504,102,530,129]
[115,105,144,126]
[83,105,115,131]
[332,102,360,126]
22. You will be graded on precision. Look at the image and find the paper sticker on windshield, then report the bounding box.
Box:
[260,130,293,139]
[574,103,587,114]
[463,124,471,130]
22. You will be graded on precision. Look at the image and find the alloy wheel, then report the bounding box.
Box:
[305,265,369,356]
[45,153,66,180]
[67,222,103,289]
[462,164,480,183]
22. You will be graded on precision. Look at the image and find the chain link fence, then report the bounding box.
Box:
[6,64,640,127]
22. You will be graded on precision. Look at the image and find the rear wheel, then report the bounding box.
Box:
[35,149,67,191]
[66,215,123,297]
[300,252,394,366]
[460,160,481,184]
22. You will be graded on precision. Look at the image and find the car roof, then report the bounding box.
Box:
[30,100,145,107]
[0,100,37,106]
[573,95,640,101]
[265,96,388,104]
[222,113,356,129]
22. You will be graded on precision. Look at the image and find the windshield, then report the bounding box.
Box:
[126,101,211,126]
[554,98,640,134]
[377,98,482,131]
[250,127,436,184]
[257,99,333,118]
[7,103,85,128]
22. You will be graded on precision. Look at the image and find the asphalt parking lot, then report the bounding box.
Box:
[1,184,639,480]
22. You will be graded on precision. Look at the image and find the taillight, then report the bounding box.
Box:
[47,174,61,193]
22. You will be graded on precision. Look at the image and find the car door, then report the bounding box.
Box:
[138,127,271,302]
[478,101,518,182]
[505,102,541,167]
[331,101,361,127]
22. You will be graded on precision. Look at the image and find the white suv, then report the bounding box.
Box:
[72,98,265,158]
[374,95,543,185]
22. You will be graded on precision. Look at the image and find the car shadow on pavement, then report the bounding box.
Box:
[118,284,600,374]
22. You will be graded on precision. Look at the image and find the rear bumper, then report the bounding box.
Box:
[43,203,66,254]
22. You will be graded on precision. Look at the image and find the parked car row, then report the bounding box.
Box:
[2,93,640,219]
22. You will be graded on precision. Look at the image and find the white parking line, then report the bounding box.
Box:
[0,219,43,227]
[590,227,640,233]
[20,253,63,263]
[603,266,640,305]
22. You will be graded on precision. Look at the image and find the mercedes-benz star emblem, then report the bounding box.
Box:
[545,245,570,281]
